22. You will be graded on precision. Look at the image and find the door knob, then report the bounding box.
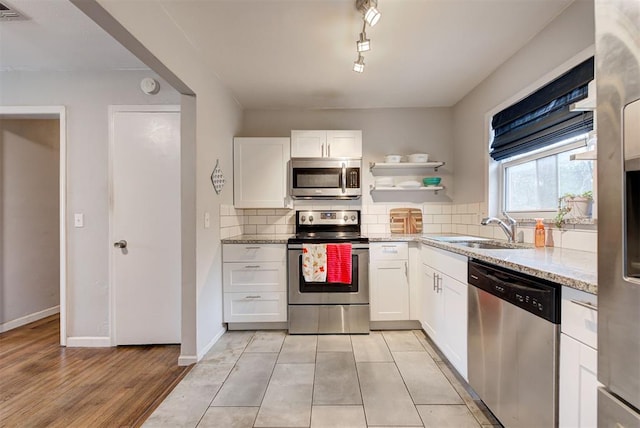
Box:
[114,240,127,249]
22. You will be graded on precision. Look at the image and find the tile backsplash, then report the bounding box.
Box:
[220,202,598,253]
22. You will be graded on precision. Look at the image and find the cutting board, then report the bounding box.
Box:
[390,208,423,234]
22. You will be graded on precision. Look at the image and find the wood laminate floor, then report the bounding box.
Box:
[0,315,190,428]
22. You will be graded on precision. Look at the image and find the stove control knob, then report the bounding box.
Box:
[344,215,348,221]
[309,215,314,222]
[351,215,356,221]
[301,216,306,222]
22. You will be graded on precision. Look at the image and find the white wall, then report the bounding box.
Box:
[94,0,243,361]
[452,0,595,204]
[1,119,60,327]
[241,107,454,205]
[0,70,179,339]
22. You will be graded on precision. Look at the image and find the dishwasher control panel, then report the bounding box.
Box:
[468,259,560,323]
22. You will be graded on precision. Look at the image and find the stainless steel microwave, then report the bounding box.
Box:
[290,158,362,199]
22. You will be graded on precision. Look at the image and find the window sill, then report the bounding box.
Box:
[517,217,597,230]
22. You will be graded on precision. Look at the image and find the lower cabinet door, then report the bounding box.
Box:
[441,275,468,380]
[370,260,410,321]
[421,263,441,341]
[223,292,287,323]
[559,333,598,427]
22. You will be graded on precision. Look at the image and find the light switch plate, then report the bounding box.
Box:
[74,213,84,228]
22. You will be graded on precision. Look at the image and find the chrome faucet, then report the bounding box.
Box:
[481,211,518,243]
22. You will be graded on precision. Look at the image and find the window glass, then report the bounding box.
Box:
[503,139,594,213]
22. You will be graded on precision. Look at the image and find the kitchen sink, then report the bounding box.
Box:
[428,236,490,243]
[454,240,531,250]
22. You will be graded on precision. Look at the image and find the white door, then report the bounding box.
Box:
[110,106,181,345]
[421,263,440,342]
[326,130,362,158]
[290,130,325,157]
[370,260,409,321]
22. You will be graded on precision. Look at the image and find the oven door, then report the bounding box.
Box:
[288,243,369,304]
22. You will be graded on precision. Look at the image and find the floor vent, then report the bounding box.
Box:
[0,1,27,21]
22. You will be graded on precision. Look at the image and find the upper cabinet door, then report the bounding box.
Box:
[291,130,362,158]
[291,130,326,157]
[326,130,362,158]
[233,137,290,208]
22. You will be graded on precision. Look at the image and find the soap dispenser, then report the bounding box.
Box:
[535,218,545,247]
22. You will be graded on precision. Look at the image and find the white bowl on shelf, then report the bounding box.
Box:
[408,153,429,163]
[384,154,402,163]
[397,180,422,188]
[375,177,394,187]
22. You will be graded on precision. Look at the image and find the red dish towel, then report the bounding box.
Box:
[326,243,352,284]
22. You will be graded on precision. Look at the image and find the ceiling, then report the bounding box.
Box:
[0,0,574,109]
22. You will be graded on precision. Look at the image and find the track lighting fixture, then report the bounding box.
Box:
[353,54,365,73]
[352,0,379,73]
[356,0,381,27]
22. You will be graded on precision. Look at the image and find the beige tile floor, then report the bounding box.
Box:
[144,330,502,428]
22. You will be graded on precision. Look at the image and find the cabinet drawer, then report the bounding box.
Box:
[562,286,598,349]
[223,244,286,262]
[421,244,467,283]
[223,262,286,292]
[223,292,287,323]
[371,242,409,260]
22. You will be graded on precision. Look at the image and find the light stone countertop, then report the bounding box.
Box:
[222,233,597,294]
[222,234,293,244]
[369,233,597,295]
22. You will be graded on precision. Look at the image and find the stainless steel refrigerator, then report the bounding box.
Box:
[597,0,640,425]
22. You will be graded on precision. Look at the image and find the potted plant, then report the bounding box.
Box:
[554,191,593,228]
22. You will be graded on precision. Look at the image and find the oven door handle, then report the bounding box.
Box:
[341,162,347,194]
[287,243,370,250]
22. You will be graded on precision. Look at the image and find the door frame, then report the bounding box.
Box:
[108,104,181,346]
[0,106,67,345]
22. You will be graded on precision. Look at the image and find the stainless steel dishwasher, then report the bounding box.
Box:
[468,259,561,428]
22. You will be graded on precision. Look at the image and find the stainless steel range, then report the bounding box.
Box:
[287,210,370,334]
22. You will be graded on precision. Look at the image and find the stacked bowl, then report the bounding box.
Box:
[423,177,441,187]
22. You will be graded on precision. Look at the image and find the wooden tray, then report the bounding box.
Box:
[389,208,423,234]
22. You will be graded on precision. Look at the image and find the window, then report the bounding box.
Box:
[489,56,595,217]
[501,135,594,214]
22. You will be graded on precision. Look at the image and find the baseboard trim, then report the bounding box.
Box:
[226,322,288,331]
[370,320,421,330]
[66,336,112,347]
[196,326,227,362]
[177,355,198,366]
[0,306,60,333]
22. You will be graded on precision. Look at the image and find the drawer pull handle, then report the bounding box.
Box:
[470,274,479,280]
[245,295,261,299]
[245,246,261,249]
[245,265,261,268]
[570,299,598,311]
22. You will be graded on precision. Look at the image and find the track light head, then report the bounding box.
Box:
[357,31,370,52]
[356,0,381,26]
[353,54,365,73]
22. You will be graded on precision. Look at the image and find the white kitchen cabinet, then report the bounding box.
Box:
[421,263,440,339]
[370,242,410,321]
[291,130,362,158]
[222,244,287,323]
[420,243,468,379]
[233,137,290,208]
[559,287,599,428]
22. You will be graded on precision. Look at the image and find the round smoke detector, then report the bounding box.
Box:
[140,77,160,95]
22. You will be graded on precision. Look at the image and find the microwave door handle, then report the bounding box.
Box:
[341,163,347,193]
